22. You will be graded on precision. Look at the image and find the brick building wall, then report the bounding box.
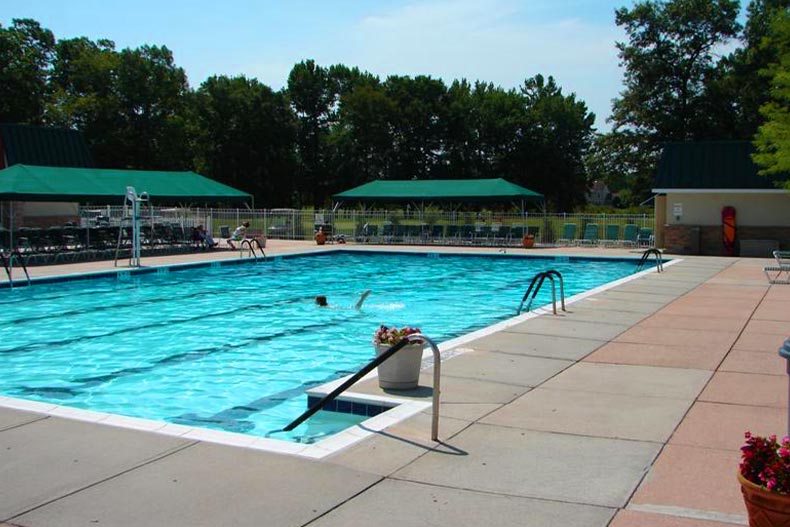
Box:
[664,224,790,255]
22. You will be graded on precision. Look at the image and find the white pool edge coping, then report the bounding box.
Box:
[0,252,680,459]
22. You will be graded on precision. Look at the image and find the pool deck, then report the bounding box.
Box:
[1,241,786,526]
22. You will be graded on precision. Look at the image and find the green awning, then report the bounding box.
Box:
[333,178,543,203]
[0,164,251,203]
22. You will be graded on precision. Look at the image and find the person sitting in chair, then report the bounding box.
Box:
[227,221,250,249]
[196,225,218,248]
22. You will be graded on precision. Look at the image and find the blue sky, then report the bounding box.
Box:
[3,0,750,130]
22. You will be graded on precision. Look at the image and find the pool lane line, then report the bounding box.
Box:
[11,312,369,399]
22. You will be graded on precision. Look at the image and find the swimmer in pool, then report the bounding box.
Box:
[315,290,371,310]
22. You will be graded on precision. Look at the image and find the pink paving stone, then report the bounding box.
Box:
[637,314,749,332]
[753,300,790,322]
[732,331,788,353]
[614,326,739,351]
[610,509,739,527]
[584,342,725,371]
[630,444,745,517]
[687,284,768,300]
[700,371,788,408]
[670,402,785,451]
[658,300,754,320]
[766,287,790,302]
[719,349,786,376]
[743,319,790,335]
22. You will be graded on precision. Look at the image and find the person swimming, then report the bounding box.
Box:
[315,290,371,310]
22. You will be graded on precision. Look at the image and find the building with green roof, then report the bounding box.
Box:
[653,141,790,256]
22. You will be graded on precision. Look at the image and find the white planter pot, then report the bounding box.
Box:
[375,343,424,390]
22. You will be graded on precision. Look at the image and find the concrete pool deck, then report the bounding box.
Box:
[0,241,785,526]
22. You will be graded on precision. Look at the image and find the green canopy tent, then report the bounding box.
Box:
[332,178,543,214]
[0,164,251,263]
[0,164,251,204]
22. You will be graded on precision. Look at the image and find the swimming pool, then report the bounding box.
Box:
[0,251,641,443]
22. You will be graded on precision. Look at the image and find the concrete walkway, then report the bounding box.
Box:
[0,245,783,526]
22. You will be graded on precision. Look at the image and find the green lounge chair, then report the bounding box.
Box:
[579,223,599,245]
[622,224,639,247]
[637,228,654,247]
[557,223,577,246]
[602,224,620,247]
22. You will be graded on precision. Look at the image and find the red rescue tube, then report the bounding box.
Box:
[722,206,736,256]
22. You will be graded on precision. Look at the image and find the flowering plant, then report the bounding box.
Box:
[740,431,790,493]
[373,325,421,346]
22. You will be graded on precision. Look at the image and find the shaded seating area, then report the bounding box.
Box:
[0,165,251,266]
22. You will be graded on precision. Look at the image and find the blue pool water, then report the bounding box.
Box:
[0,251,640,443]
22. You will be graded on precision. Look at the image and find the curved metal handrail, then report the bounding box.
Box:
[543,269,566,312]
[636,248,663,273]
[1,250,31,287]
[240,238,266,261]
[282,333,442,441]
[517,270,566,315]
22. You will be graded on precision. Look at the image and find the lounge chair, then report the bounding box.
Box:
[622,224,639,247]
[601,224,620,247]
[765,250,790,284]
[579,224,599,246]
[637,228,654,247]
[557,223,577,246]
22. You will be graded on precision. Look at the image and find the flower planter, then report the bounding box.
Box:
[739,472,790,527]
[314,231,327,245]
[522,234,535,249]
[375,343,424,390]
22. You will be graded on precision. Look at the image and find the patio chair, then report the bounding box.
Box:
[429,225,444,243]
[765,250,790,284]
[637,228,654,247]
[579,223,599,246]
[601,224,620,247]
[622,224,639,247]
[557,223,577,246]
[445,225,461,244]
[509,226,525,246]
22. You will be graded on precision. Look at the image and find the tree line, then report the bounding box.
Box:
[1,0,789,210]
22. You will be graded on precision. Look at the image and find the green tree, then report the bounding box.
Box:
[586,131,657,207]
[754,8,790,179]
[704,0,790,139]
[47,37,121,162]
[612,0,741,140]
[383,75,448,180]
[511,75,595,211]
[192,75,297,205]
[0,19,55,124]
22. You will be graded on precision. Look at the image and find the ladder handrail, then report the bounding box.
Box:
[543,269,566,311]
[517,272,546,314]
[0,252,11,288]
[282,333,442,441]
[636,248,663,273]
[239,238,266,260]
[517,270,566,315]
[1,250,31,287]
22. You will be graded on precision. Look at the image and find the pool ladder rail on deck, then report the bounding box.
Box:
[0,250,31,288]
[636,248,664,273]
[239,238,266,261]
[282,333,442,442]
[517,269,566,315]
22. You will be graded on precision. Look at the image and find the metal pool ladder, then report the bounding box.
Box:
[282,333,442,441]
[636,248,664,273]
[1,250,31,288]
[240,239,265,261]
[517,269,566,315]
